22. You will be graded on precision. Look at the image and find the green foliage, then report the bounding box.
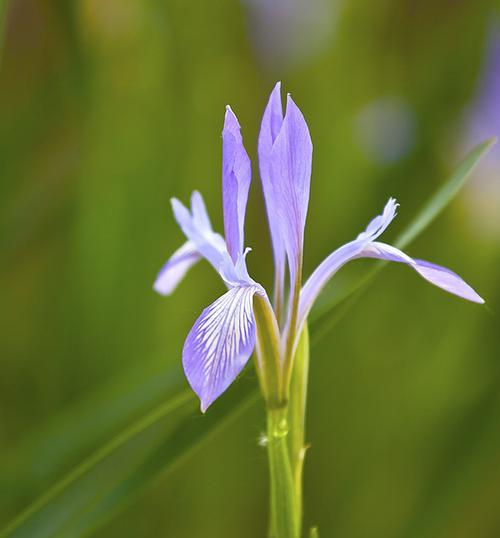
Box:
[0,1,499,537]
[1,139,492,537]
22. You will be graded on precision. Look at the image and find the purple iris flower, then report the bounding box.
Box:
[155,83,484,412]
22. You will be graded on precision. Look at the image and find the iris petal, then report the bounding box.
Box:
[299,198,398,326]
[269,94,313,280]
[154,241,201,296]
[183,285,262,412]
[259,82,286,293]
[360,242,484,303]
[222,106,251,262]
[170,195,227,275]
[298,198,484,331]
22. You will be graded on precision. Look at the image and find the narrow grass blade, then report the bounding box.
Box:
[0,381,257,538]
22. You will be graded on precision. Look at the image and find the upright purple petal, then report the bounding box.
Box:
[183,285,262,412]
[154,241,201,296]
[298,198,398,326]
[222,106,251,262]
[358,242,484,303]
[270,94,313,280]
[258,82,286,302]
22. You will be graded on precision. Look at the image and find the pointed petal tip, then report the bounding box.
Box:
[224,105,240,131]
[411,258,485,304]
[283,93,310,133]
[268,81,282,99]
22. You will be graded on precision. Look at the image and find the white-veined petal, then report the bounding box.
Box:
[183,285,262,412]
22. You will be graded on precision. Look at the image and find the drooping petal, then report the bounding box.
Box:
[183,285,262,412]
[269,93,313,280]
[258,82,286,294]
[298,198,399,326]
[154,241,201,296]
[358,242,484,303]
[222,106,251,262]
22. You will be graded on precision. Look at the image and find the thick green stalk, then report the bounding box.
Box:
[282,255,304,400]
[267,405,299,538]
[253,294,283,408]
[287,324,309,533]
[266,325,310,538]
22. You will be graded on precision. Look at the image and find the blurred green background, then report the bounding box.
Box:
[1,1,500,537]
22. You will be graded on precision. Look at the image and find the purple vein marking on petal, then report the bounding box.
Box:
[222,106,251,263]
[154,241,201,296]
[182,285,261,412]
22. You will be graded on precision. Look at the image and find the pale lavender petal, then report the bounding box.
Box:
[171,197,193,236]
[298,198,399,326]
[269,93,313,280]
[171,195,227,274]
[183,285,262,412]
[154,241,201,296]
[190,190,212,232]
[258,82,286,302]
[358,242,485,303]
[357,197,399,241]
[222,106,251,262]
[298,239,364,327]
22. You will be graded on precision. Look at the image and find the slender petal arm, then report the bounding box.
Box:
[298,240,365,326]
[154,241,201,296]
[298,198,483,329]
[298,198,399,326]
[358,242,484,303]
[222,106,251,262]
[183,284,264,412]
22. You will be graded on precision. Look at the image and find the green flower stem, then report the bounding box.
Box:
[254,294,283,408]
[287,324,309,533]
[267,404,298,538]
[266,325,310,538]
[282,255,304,400]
